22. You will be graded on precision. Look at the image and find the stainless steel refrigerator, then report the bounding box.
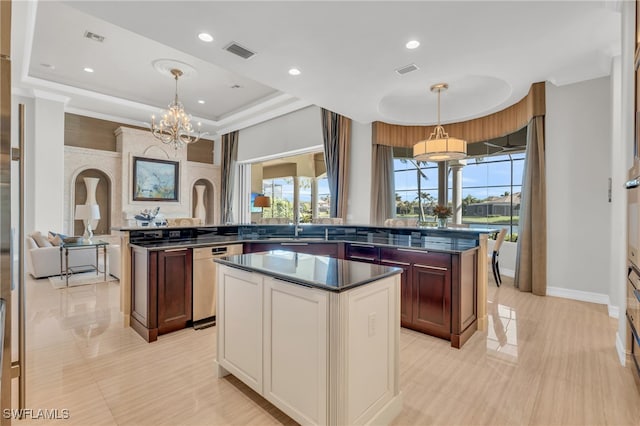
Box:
[1,1,25,423]
[0,0,12,421]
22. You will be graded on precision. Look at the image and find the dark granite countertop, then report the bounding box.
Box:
[215,251,402,292]
[129,234,479,253]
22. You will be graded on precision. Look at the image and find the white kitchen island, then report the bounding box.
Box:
[214,251,403,426]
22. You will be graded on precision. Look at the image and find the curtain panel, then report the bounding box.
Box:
[321,109,351,219]
[515,116,547,295]
[370,144,395,225]
[220,131,239,224]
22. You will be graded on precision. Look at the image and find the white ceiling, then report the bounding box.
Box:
[11,1,621,136]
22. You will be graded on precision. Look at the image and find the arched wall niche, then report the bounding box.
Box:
[73,169,112,236]
[192,179,215,224]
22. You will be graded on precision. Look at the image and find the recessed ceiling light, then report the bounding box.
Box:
[83,67,94,73]
[288,68,301,76]
[406,40,420,49]
[198,100,206,104]
[198,32,214,42]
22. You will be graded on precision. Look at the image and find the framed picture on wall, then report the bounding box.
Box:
[132,157,179,201]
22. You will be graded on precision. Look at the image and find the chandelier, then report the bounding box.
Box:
[413,83,467,162]
[151,68,205,150]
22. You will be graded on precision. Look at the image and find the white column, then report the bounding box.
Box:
[31,92,67,232]
[347,121,372,225]
[450,160,466,224]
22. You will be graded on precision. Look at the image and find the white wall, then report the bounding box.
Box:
[546,78,612,297]
[347,121,372,224]
[32,96,66,232]
[609,55,626,318]
[238,106,323,162]
[238,105,372,225]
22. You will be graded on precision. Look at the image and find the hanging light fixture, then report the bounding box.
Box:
[151,68,206,150]
[413,83,467,162]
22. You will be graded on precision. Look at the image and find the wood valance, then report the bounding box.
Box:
[372,82,545,147]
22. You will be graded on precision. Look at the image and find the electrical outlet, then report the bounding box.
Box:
[368,312,376,337]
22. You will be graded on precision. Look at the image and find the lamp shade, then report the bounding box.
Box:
[75,204,101,221]
[254,195,271,208]
[413,136,467,162]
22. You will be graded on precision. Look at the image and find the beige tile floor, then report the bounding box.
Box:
[15,274,640,425]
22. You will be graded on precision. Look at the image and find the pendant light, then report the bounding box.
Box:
[413,83,467,162]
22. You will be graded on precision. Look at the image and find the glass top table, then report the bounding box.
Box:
[59,240,109,287]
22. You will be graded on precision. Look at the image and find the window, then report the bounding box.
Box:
[393,157,439,223]
[262,177,294,220]
[457,153,524,239]
[316,175,331,218]
[392,149,524,239]
[298,177,313,222]
[252,151,331,223]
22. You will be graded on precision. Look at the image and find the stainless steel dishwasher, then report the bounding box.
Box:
[192,244,243,329]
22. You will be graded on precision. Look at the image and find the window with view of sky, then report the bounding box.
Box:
[393,152,524,239]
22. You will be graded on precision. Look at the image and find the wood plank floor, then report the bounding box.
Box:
[15,274,640,425]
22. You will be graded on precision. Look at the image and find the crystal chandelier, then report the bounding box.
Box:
[413,83,467,162]
[151,68,205,150]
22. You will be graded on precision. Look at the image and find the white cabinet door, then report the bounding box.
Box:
[263,277,328,426]
[217,266,263,394]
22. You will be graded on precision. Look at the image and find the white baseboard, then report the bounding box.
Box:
[546,286,610,304]
[500,268,515,278]
[546,286,620,319]
[616,332,626,366]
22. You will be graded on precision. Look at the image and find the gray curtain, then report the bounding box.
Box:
[515,116,547,295]
[370,144,395,225]
[321,108,351,219]
[220,131,239,224]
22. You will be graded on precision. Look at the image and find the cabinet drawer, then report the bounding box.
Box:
[628,275,640,334]
[345,243,379,263]
[380,247,450,269]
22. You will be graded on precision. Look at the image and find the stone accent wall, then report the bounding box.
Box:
[64,127,220,236]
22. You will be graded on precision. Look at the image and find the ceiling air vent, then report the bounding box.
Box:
[395,63,419,75]
[224,42,256,60]
[84,31,105,43]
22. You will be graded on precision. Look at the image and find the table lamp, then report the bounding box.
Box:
[75,204,101,243]
[253,194,271,215]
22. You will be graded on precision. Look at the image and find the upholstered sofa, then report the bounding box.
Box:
[26,232,121,279]
[26,233,96,278]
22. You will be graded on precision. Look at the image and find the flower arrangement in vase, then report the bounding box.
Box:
[433,204,452,228]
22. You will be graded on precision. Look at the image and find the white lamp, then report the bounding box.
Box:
[75,204,101,243]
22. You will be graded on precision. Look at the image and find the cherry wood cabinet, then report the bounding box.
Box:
[157,248,193,335]
[379,257,412,327]
[412,261,451,339]
[379,247,477,348]
[130,246,193,342]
